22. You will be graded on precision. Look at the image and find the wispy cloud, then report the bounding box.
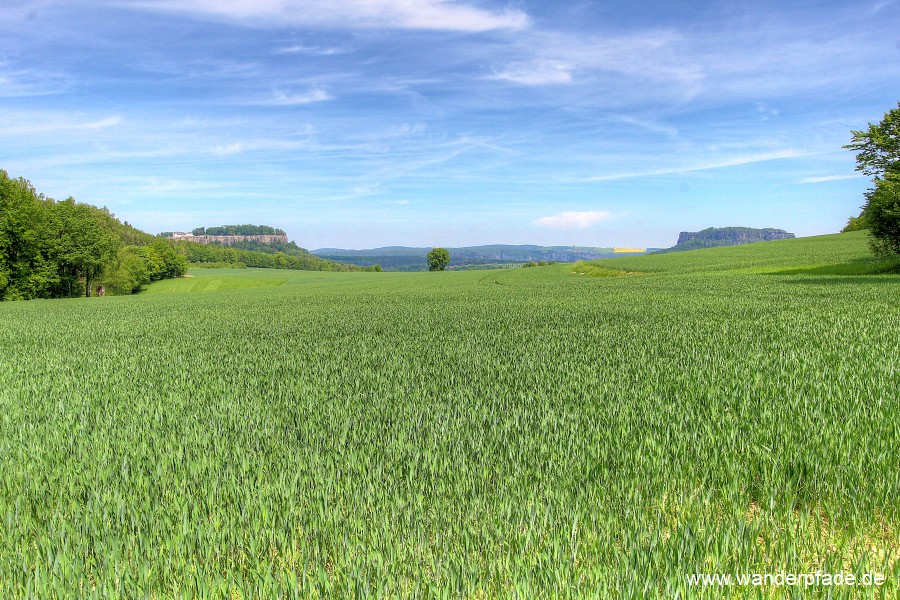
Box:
[0,69,65,98]
[0,114,122,136]
[211,143,244,155]
[613,115,679,138]
[126,0,530,32]
[276,44,350,56]
[535,211,612,229]
[491,59,573,86]
[267,88,332,106]
[797,174,865,184]
[485,29,703,99]
[584,150,807,181]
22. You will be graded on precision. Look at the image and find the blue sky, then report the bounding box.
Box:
[1,0,898,249]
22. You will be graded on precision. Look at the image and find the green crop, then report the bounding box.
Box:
[0,232,898,598]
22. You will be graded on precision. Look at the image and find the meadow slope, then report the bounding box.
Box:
[0,231,898,598]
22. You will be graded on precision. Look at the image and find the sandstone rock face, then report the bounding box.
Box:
[657,227,795,253]
[676,227,795,246]
[170,233,289,245]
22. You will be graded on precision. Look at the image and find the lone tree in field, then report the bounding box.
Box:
[844,101,900,255]
[427,247,450,271]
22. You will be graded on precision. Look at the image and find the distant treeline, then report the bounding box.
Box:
[175,240,380,272]
[192,225,286,236]
[313,245,639,271]
[0,170,186,300]
[522,260,559,267]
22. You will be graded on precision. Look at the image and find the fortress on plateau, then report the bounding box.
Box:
[169,232,289,245]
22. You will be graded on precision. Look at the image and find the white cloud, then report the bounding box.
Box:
[268,88,332,105]
[494,29,703,93]
[80,116,123,130]
[125,0,530,32]
[534,210,612,229]
[491,59,573,85]
[797,174,864,184]
[212,143,244,155]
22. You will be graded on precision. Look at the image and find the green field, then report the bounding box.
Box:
[1,231,898,597]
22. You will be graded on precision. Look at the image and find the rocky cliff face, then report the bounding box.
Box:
[172,234,289,245]
[676,227,794,246]
[658,227,795,253]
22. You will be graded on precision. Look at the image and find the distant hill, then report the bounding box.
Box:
[655,227,795,254]
[160,224,370,271]
[312,244,654,271]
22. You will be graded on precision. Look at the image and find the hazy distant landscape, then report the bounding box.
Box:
[313,244,652,271]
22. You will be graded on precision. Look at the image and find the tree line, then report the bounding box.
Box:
[0,171,186,300]
[176,240,380,271]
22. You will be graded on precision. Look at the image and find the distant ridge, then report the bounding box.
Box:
[313,244,654,271]
[655,227,795,254]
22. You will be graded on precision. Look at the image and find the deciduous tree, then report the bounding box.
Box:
[844,101,900,255]
[427,247,450,271]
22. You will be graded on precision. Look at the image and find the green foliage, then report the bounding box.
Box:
[864,173,900,256]
[147,240,188,279]
[427,247,450,271]
[0,172,58,300]
[841,214,869,232]
[571,261,643,277]
[845,102,900,254]
[0,232,898,596]
[100,243,188,295]
[223,239,304,253]
[192,224,286,236]
[175,239,366,272]
[0,170,183,300]
[102,246,151,295]
[189,261,248,269]
[523,260,558,267]
[844,101,900,179]
[48,198,120,296]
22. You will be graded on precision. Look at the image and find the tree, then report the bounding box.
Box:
[845,102,900,179]
[864,174,900,256]
[427,247,450,271]
[0,172,59,300]
[102,246,150,294]
[48,199,119,296]
[841,214,868,233]
[844,102,900,255]
[1,170,191,301]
